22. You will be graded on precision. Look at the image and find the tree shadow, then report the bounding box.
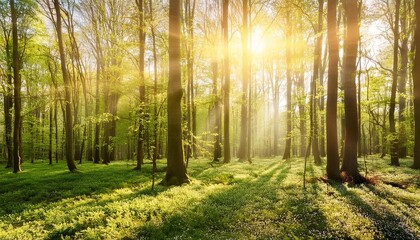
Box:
[0,161,180,216]
[134,161,333,239]
[330,183,419,239]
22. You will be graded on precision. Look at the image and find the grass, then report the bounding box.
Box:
[0,156,419,239]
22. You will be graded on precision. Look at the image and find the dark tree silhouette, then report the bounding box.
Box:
[11,0,21,173]
[412,0,420,169]
[326,0,340,180]
[164,0,190,185]
[341,0,362,182]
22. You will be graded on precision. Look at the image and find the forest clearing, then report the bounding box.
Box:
[0,157,419,239]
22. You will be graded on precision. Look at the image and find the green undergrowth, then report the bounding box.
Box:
[0,156,418,239]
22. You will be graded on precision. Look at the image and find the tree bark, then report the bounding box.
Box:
[54,0,77,172]
[398,0,408,158]
[11,0,21,173]
[3,32,13,168]
[341,0,362,182]
[213,59,222,162]
[412,0,420,169]
[223,0,231,163]
[135,0,146,170]
[164,0,190,185]
[326,0,340,180]
[309,0,323,165]
[238,0,249,162]
[150,0,159,188]
[389,0,400,166]
[298,68,306,157]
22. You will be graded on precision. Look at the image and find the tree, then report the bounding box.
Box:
[389,0,400,166]
[10,0,21,173]
[185,0,197,161]
[238,0,249,162]
[223,0,231,163]
[326,0,340,180]
[0,1,13,168]
[282,7,292,160]
[164,0,190,185]
[307,0,323,165]
[53,0,77,172]
[398,0,409,158]
[412,0,420,169]
[341,0,362,183]
[135,0,146,170]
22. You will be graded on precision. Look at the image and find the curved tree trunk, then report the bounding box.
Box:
[54,0,77,172]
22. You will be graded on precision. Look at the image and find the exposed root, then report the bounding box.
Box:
[382,181,407,189]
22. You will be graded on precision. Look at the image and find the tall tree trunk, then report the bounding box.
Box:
[185,0,197,165]
[135,0,146,170]
[298,67,306,157]
[398,0,408,158]
[412,0,420,169]
[49,100,53,165]
[326,0,340,180]
[92,7,102,164]
[11,0,21,173]
[189,0,197,159]
[310,0,323,165]
[3,36,13,168]
[213,58,222,161]
[273,74,280,156]
[319,40,328,158]
[55,98,59,163]
[165,0,190,185]
[238,0,249,162]
[223,0,231,163]
[341,0,362,182]
[54,0,77,172]
[93,60,101,164]
[389,0,400,166]
[150,0,159,188]
[283,9,292,160]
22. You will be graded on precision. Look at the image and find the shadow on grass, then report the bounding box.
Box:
[0,160,184,216]
[134,161,332,239]
[331,183,418,240]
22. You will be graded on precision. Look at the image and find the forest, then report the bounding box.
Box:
[0,0,419,239]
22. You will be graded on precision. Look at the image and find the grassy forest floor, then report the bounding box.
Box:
[0,156,419,239]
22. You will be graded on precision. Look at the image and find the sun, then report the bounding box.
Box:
[251,27,266,54]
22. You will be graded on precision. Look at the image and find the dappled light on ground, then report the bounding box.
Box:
[0,157,418,239]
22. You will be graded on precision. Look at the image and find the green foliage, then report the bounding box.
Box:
[0,157,419,239]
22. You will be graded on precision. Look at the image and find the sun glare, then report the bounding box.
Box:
[251,27,266,54]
